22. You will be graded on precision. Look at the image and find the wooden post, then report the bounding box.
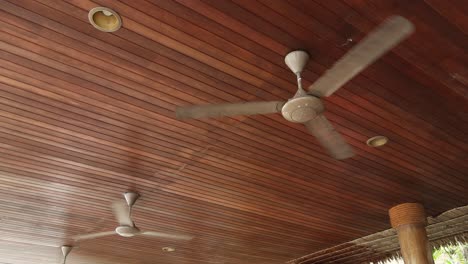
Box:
[389,203,434,264]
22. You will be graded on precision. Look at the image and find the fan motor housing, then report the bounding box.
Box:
[281,96,324,123]
[116,225,140,237]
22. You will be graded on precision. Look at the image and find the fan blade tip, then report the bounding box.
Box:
[387,15,415,34]
[306,15,415,98]
[304,116,356,160]
[331,142,354,160]
[333,143,355,160]
[174,113,184,120]
[181,235,194,240]
[388,15,411,24]
[174,108,187,120]
[388,15,409,23]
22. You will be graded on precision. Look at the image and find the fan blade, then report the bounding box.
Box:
[72,231,116,241]
[175,101,285,120]
[304,115,354,160]
[308,16,414,97]
[112,200,134,226]
[141,231,193,241]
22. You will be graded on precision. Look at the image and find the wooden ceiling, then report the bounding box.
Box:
[0,0,466,263]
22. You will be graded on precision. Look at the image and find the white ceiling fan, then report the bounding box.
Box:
[175,16,414,160]
[72,192,193,242]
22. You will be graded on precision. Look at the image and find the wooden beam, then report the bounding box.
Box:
[389,203,435,264]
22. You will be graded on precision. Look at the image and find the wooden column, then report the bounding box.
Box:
[389,203,434,264]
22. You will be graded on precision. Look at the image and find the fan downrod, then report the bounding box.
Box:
[123,191,139,207]
[61,245,72,264]
[284,50,309,74]
[61,245,72,257]
[115,192,141,237]
[282,50,323,123]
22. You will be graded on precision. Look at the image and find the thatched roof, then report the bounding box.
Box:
[287,205,468,264]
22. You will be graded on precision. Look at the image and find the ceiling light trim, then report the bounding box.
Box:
[88,7,122,33]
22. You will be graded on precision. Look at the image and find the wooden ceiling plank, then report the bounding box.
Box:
[232,0,467,132]
[0,118,380,236]
[0,81,402,221]
[0,60,418,210]
[0,26,460,204]
[0,181,325,247]
[0,183,338,251]
[3,0,464,159]
[0,150,392,238]
[0,173,340,254]
[0,47,460,213]
[0,77,460,207]
[0,35,460,217]
[260,0,468,128]
[286,1,468,132]
[104,0,468,155]
[0,141,372,234]
[0,81,450,221]
[314,0,468,124]
[0,112,460,246]
[0,1,465,263]
[0,83,394,205]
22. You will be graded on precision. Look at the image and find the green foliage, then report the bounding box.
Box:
[432,244,467,264]
[382,244,467,264]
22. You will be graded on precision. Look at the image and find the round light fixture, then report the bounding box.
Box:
[88,7,122,32]
[162,247,175,252]
[366,136,389,147]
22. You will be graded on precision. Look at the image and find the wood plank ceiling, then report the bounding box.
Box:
[0,0,466,263]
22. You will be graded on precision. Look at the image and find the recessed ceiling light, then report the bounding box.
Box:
[162,247,175,252]
[88,7,122,32]
[366,136,389,147]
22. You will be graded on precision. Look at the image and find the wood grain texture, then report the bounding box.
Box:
[389,203,434,264]
[0,0,466,263]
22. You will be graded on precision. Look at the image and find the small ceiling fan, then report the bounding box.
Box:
[72,192,193,242]
[175,16,414,160]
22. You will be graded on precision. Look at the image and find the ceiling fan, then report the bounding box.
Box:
[175,16,414,160]
[72,192,193,242]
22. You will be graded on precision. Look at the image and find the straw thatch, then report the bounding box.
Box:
[287,205,468,264]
